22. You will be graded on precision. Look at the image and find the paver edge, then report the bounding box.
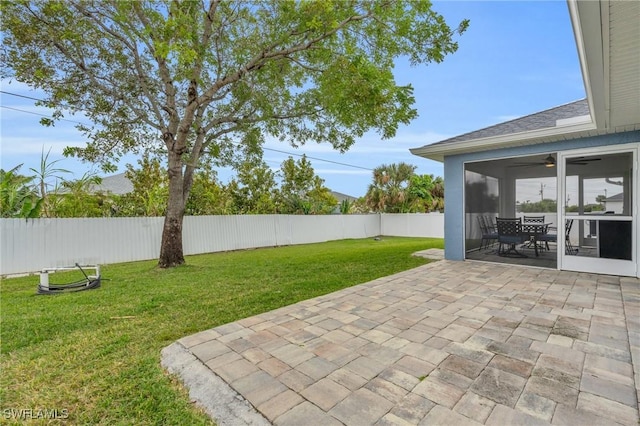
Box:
[161,342,271,426]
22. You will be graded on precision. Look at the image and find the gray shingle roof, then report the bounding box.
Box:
[424,99,590,148]
[90,173,134,195]
[90,173,356,201]
[604,192,624,202]
[331,191,358,202]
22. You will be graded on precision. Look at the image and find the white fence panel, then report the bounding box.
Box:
[273,215,294,247]
[341,215,381,239]
[95,217,163,263]
[381,213,444,238]
[0,217,164,274]
[1,213,444,275]
[183,215,280,254]
[2,219,47,275]
[289,216,345,245]
[232,215,281,250]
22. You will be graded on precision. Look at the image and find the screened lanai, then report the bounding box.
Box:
[464,150,634,271]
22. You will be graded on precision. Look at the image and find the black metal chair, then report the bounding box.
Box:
[565,219,578,255]
[496,217,526,257]
[477,216,498,250]
[537,225,557,250]
[523,216,545,250]
[523,216,544,223]
[484,215,498,233]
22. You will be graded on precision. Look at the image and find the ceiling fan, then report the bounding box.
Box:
[511,154,601,168]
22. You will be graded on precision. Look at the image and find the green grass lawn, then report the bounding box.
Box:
[1,237,443,425]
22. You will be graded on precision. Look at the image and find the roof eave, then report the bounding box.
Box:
[409,121,597,162]
[568,0,608,130]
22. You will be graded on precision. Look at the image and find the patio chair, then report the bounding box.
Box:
[523,216,544,223]
[484,215,498,233]
[537,224,557,250]
[565,219,578,255]
[477,216,498,250]
[522,216,546,250]
[496,217,526,257]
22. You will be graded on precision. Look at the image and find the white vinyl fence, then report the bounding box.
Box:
[1,213,443,275]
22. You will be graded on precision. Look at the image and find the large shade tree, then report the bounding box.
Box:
[1,0,468,267]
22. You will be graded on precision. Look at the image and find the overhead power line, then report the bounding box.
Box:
[261,146,371,170]
[1,105,86,125]
[0,90,45,102]
[1,90,373,171]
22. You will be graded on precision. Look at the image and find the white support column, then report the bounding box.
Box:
[499,177,517,217]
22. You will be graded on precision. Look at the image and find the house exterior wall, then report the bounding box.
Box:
[604,200,623,214]
[443,129,640,260]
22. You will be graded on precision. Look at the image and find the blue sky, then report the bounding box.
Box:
[0,1,584,199]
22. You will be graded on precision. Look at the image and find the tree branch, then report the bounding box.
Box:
[131,1,179,148]
[198,10,373,106]
[71,3,166,130]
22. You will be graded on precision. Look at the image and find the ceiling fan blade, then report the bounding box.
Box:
[511,162,538,165]
[567,157,601,163]
[509,163,544,168]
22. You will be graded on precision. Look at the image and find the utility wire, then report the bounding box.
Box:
[0,90,78,113]
[261,146,371,170]
[0,90,45,102]
[1,90,373,171]
[1,105,87,126]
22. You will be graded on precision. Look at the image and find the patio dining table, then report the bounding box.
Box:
[521,222,551,257]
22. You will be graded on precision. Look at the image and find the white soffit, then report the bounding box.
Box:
[570,0,639,132]
[608,0,640,131]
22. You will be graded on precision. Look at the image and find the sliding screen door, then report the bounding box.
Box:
[559,146,638,277]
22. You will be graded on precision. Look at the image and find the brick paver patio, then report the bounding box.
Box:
[164,260,640,425]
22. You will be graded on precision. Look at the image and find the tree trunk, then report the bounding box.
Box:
[158,207,185,268]
[158,148,186,268]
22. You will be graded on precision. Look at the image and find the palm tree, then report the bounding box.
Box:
[430,176,445,212]
[365,162,416,213]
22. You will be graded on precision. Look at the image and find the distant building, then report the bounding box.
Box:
[330,191,358,204]
[90,173,358,204]
[89,173,133,195]
[603,193,623,214]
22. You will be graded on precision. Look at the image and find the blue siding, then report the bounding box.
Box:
[443,130,640,260]
[444,154,465,260]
